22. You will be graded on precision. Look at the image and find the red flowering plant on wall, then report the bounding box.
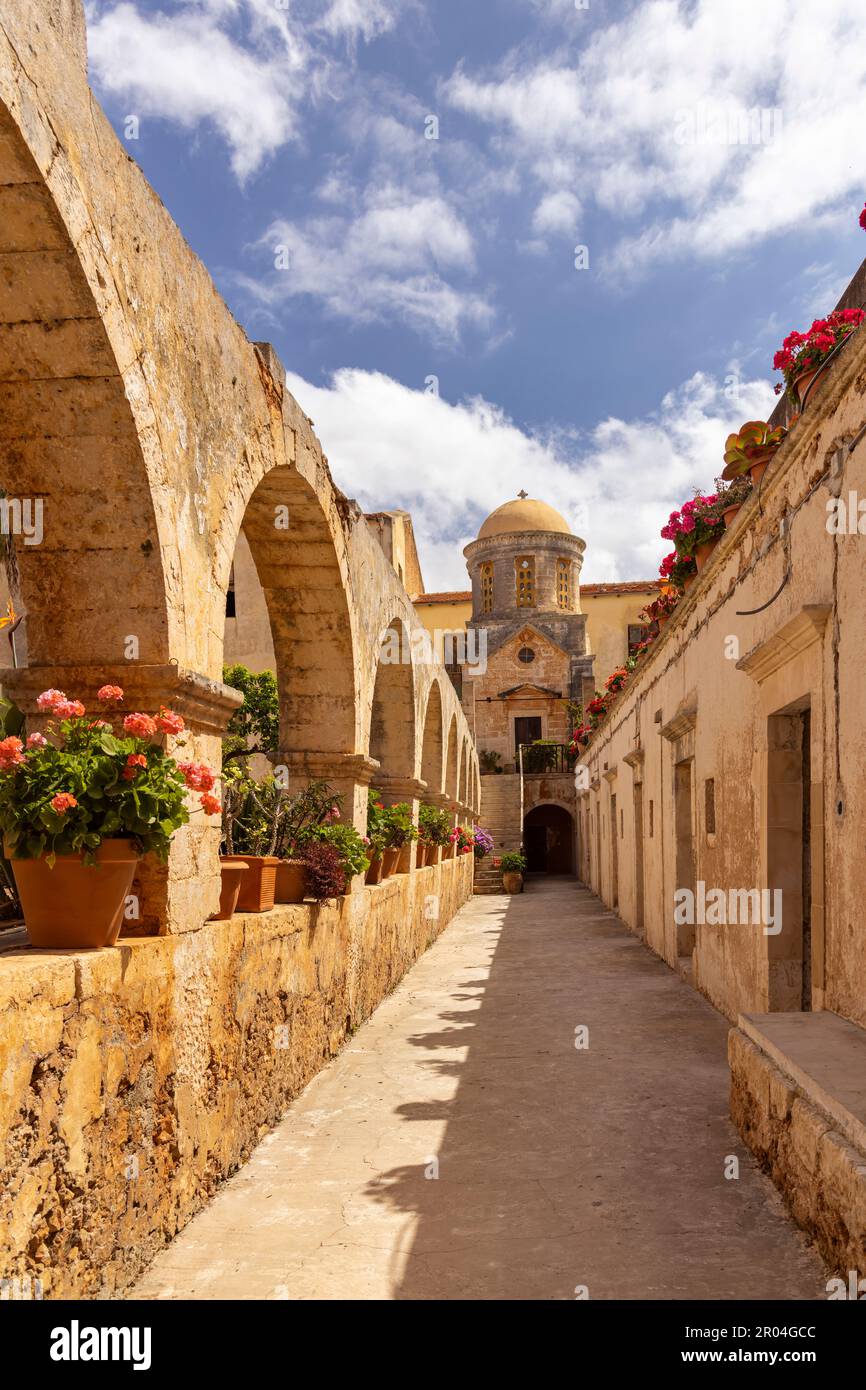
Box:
[0,685,216,865]
[860,202,866,231]
[661,494,724,558]
[773,308,864,399]
[605,666,629,695]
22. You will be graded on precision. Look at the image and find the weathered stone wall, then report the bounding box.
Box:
[0,854,473,1298]
[729,1028,865,1278]
[576,306,866,1028]
[0,0,479,940]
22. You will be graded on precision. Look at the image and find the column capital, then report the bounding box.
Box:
[376,775,428,801]
[279,751,380,785]
[0,664,243,735]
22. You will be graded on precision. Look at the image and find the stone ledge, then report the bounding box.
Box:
[729,1019,866,1278]
[738,1010,866,1156]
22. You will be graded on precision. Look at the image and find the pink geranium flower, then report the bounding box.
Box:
[50,792,78,814]
[54,699,86,720]
[177,761,215,792]
[0,736,25,770]
[26,732,47,749]
[155,706,185,734]
[123,712,157,739]
[200,792,221,816]
[97,684,124,704]
[36,689,66,712]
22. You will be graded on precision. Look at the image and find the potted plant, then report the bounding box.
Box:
[276,780,344,902]
[500,851,527,894]
[449,824,475,857]
[605,666,629,696]
[220,768,283,911]
[418,802,451,865]
[0,684,211,948]
[380,801,418,872]
[479,749,502,774]
[522,739,558,773]
[300,840,347,901]
[365,790,389,882]
[473,826,494,860]
[709,472,753,528]
[298,819,368,888]
[662,493,725,572]
[722,420,788,486]
[773,308,864,406]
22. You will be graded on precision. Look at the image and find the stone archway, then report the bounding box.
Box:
[0,101,172,673]
[524,803,575,874]
[419,678,445,796]
[368,618,416,785]
[230,466,358,759]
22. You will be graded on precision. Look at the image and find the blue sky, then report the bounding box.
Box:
[85,0,866,588]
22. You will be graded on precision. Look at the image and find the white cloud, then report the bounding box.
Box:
[284,366,776,590]
[86,0,307,181]
[443,0,866,275]
[236,190,492,343]
[532,190,581,236]
[318,0,411,42]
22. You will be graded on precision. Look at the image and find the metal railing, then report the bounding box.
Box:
[518,742,576,775]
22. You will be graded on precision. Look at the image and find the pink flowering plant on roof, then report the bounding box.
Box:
[0,684,215,865]
[772,308,864,398]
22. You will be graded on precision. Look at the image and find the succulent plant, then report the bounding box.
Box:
[722,421,787,480]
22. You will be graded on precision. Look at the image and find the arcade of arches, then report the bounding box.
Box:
[2,0,866,1304]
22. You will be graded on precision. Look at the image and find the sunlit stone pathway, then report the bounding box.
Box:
[132,879,826,1300]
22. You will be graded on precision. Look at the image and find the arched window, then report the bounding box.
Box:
[556,558,571,610]
[515,556,535,607]
[480,561,494,614]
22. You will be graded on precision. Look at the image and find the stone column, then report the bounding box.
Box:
[0,663,243,935]
[278,751,380,836]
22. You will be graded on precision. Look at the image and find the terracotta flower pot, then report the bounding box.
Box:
[213,859,249,920]
[794,367,819,404]
[221,854,279,911]
[275,858,307,903]
[396,842,413,874]
[9,837,139,949]
[694,539,717,571]
[502,870,524,895]
[427,845,442,866]
[683,572,697,592]
[381,847,400,878]
[749,459,770,487]
[722,503,742,528]
[365,853,384,885]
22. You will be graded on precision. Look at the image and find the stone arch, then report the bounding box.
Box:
[0,100,172,672]
[524,802,575,874]
[419,676,445,795]
[220,464,359,757]
[368,617,416,782]
[445,714,459,800]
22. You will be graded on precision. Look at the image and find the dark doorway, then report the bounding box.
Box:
[523,804,574,874]
[767,703,812,1011]
[515,716,542,753]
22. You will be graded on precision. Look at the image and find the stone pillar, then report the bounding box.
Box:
[278,751,380,836]
[0,663,243,935]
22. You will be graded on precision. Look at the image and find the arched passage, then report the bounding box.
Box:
[0,101,171,671]
[524,803,575,875]
[419,678,444,795]
[369,619,416,783]
[444,714,459,800]
[230,466,358,757]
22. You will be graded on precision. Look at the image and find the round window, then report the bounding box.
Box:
[518,647,535,664]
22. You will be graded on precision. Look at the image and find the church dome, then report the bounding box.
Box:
[477,497,573,540]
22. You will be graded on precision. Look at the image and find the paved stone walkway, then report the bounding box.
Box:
[132,879,827,1300]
